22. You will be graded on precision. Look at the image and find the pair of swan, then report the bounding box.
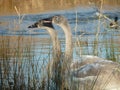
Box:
[28,15,120,90]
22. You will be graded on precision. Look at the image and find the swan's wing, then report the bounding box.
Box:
[70,60,120,90]
[70,55,104,70]
[72,60,119,77]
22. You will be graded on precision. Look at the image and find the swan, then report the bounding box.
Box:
[28,18,62,71]
[28,19,64,89]
[35,15,120,90]
[28,18,103,90]
[28,17,104,73]
[28,18,61,58]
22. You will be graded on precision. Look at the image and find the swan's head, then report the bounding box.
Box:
[39,15,67,27]
[52,15,68,26]
[28,15,68,29]
[28,18,54,29]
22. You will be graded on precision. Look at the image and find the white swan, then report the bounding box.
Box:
[28,17,103,75]
[28,19,63,89]
[36,15,120,90]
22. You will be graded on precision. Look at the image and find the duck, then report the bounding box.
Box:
[110,16,119,29]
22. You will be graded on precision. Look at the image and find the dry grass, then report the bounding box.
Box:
[0,0,120,15]
[0,35,54,90]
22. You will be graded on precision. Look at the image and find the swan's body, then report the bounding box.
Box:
[28,16,120,90]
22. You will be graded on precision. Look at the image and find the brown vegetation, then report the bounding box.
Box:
[0,0,120,15]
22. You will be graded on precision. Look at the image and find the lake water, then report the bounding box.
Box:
[0,7,120,59]
[0,6,120,88]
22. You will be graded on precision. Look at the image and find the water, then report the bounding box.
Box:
[0,6,120,61]
[0,6,120,88]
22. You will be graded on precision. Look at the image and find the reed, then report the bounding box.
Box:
[70,1,120,89]
[0,0,120,15]
[0,6,48,90]
[0,35,55,90]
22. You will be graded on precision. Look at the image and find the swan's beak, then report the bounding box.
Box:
[28,17,54,29]
[28,22,38,28]
[41,18,54,28]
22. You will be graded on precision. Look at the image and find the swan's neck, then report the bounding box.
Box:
[61,23,72,60]
[46,27,61,58]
